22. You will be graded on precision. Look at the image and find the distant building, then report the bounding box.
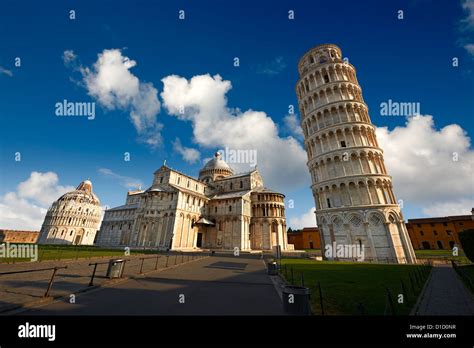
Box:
[287,227,321,250]
[0,230,39,244]
[38,180,103,245]
[406,210,474,250]
[97,152,288,251]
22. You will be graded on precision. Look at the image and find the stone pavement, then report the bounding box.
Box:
[0,252,204,314]
[414,264,474,315]
[19,254,284,315]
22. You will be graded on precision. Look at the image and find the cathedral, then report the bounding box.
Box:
[97,153,288,251]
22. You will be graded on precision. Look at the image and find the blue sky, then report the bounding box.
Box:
[0,0,473,230]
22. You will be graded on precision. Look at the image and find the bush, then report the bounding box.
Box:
[459,229,474,263]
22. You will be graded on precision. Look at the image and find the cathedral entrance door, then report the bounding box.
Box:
[196,233,203,247]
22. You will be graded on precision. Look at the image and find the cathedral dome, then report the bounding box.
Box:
[202,152,233,171]
[199,152,234,182]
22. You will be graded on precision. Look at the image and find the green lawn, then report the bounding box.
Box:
[279,258,431,315]
[0,244,158,263]
[454,264,474,293]
[303,249,322,254]
[414,249,469,263]
[458,264,474,278]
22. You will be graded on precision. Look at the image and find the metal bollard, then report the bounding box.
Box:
[122,260,128,275]
[385,287,396,315]
[44,266,67,297]
[318,282,324,315]
[140,258,145,274]
[155,255,160,270]
[89,263,98,286]
[44,268,59,297]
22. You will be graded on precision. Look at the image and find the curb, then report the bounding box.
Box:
[269,272,287,302]
[261,258,285,302]
[266,261,313,316]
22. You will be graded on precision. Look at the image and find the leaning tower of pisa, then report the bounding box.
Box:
[295,44,416,263]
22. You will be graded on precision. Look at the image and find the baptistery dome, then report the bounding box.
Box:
[57,179,100,206]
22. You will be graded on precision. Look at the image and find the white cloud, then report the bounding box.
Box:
[72,49,162,147]
[376,115,474,217]
[257,56,287,76]
[160,74,309,191]
[284,113,303,138]
[17,172,74,206]
[464,43,474,55]
[0,66,13,77]
[288,207,317,230]
[421,199,474,217]
[0,193,46,231]
[460,0,474,56]
[97,168,143,189]
[172,138,201,164]
[462,0,474,29]
[62,50,77,64]
[0,172,74,230]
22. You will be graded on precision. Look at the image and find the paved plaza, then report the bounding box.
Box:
[414,264,474,316]
[1,253,284,315]
[0,253,203,313]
